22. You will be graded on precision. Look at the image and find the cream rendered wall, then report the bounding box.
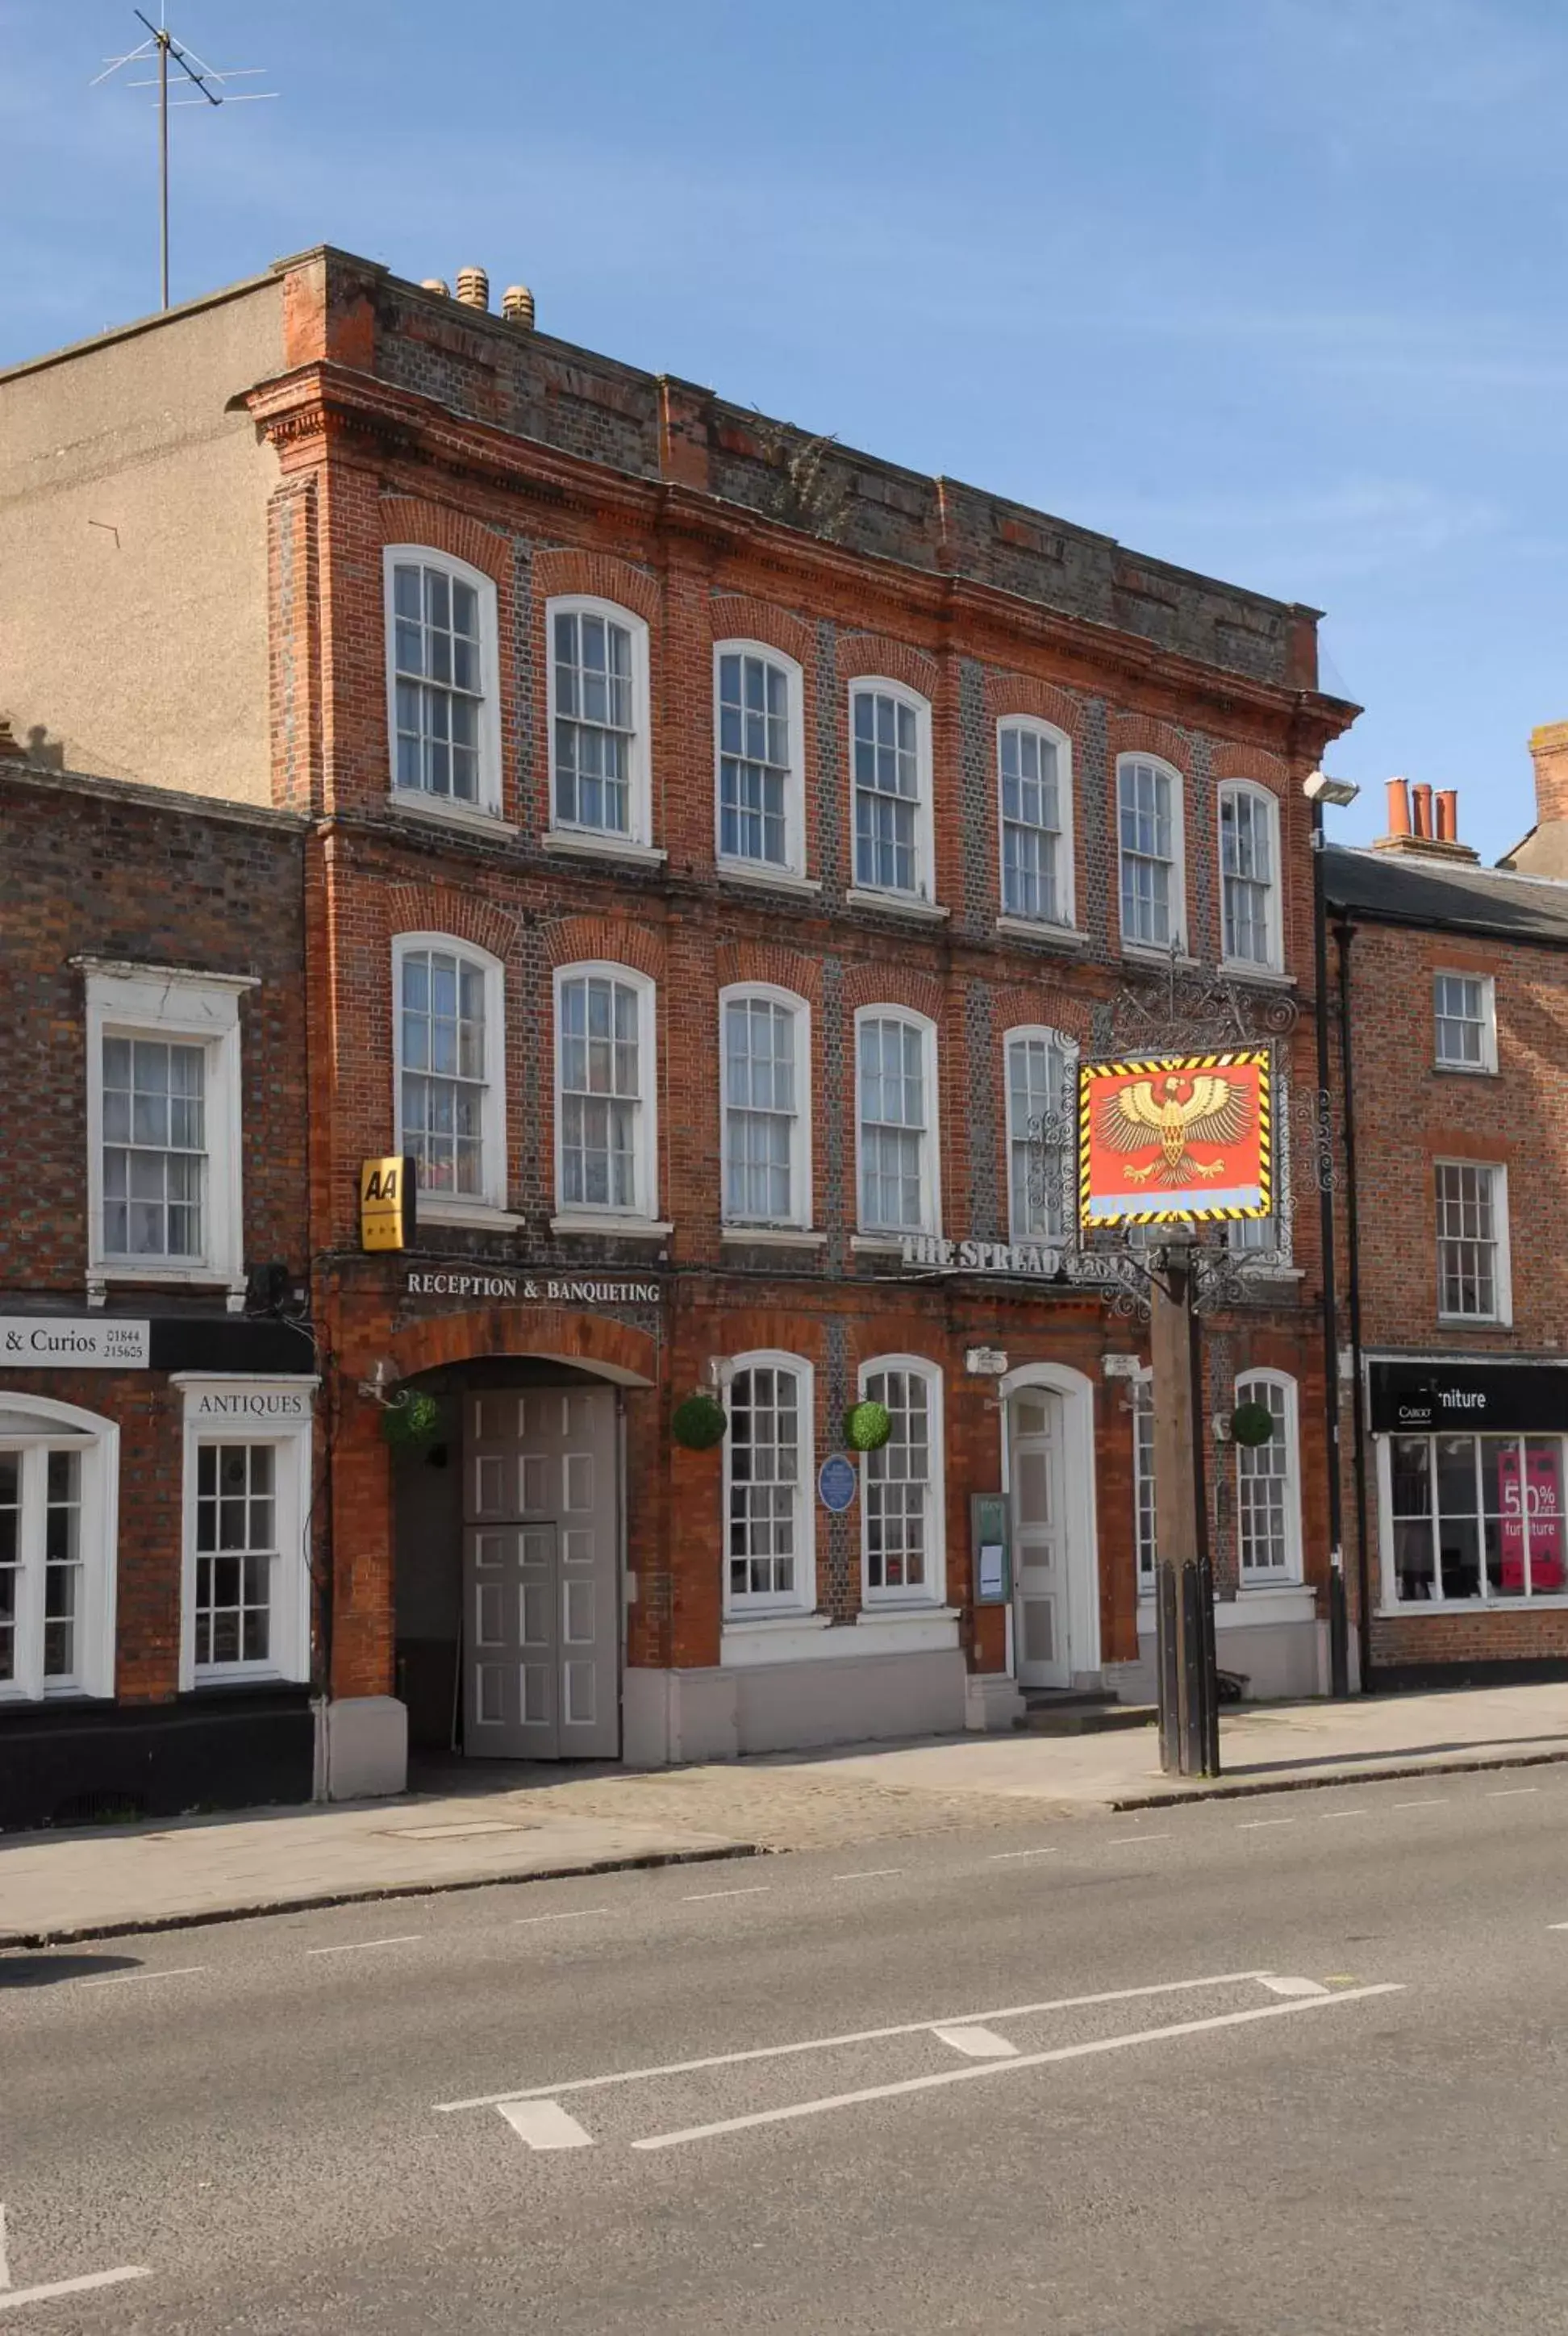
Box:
[0,277,283,804]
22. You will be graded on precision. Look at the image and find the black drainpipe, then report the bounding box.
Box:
[1312,800,1350,1696]
[1334,915,1374,1689]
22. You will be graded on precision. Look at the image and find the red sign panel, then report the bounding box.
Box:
[1078,1051,1272,1228]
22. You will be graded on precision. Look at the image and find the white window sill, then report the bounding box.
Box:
[1437,1314,1512,1330]
[190,1664,304,1689]
[91,1260,244,1297]
[851,1232,918,1255]
[543,829,667,868]
[716,861,822,899]
[1377,1596,1568,1617]
[417,1199,528,1232]
[549,1213,673,1239]
[386,789,515,837]
[723,1611,831,1637]
[720,1225,828,1247]
[1218,958,1294,988]
[995,916,1086,949]
[1120,941,1196,969]
[844,888,950,923]
[1433,1062,1498,1078]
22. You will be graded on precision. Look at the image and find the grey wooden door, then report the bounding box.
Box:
[463,1387,619,1758]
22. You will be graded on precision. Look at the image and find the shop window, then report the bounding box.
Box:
[178,1380,315,1687]
[720,988,811,1229]
[393,936,508,1218]
[0,1396,118,1704]
[82,961,252,1304]
[849,681,935,903]
[999,720,1074,928]
[715,644,805,876]
[1386,1431,1566,1605]
[1436,1161,1510,1324]
[552,964,661,1227]
[548,597,651,845]
[860,1357,945,1605]
[1116,755,1186,954]
[1235,1370,1301,1584]
[384,547,502,815]
[856,1010,940,1235]
[724,1354,815,1615]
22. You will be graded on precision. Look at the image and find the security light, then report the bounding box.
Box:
[1303,770,1361,807]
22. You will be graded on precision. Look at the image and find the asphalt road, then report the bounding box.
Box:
[5,1765,1568,2334]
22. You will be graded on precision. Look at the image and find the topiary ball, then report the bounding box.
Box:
[1230,1400,1275,1449]
[382,1390,442,1451]
[671,1393,728,1451]
[843,1400,893,1453]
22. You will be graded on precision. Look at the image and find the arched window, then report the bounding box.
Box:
[849,680,936,904]
[1219,782,1282,971]
[998,718,1074,929]
[719,987,811,1229]
[393,935,508,1216]
[860,1356,945,1604]
[855,1009,940,1235]
[1004,1026,1076,1241]
[553,963,661,1225]
[0,1395,118,1703]
[724,1354,816,1615]
[384,547,502,814]
[1235,1370,1301,1583]
[1116,753,1186,954]
[547,597,653,845]
[715,642,806,878]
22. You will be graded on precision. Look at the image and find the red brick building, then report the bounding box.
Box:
[1328,757,1568,1685]
[0,744,315,1827]
[1,247,1356,1800]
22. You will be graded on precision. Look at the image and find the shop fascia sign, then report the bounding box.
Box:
[1,1316,150,1367]
[899,1236,1064,1279]
[403,1268,661,1305]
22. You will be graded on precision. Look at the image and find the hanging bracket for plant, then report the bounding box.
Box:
[380,1389,443,1454]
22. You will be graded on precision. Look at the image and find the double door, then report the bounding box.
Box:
[462,1388,619,1758]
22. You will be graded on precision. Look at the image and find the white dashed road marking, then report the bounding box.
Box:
[1238,1819,1295,1831]
[830,1869,905,1883]
[498,2100,595,2152]
[305,1934,423,1958]
[1487,1787,1540,1799]
[79,1965,207,1989]
[932,2024,1020,2060]
[679,1887,769,1904]
[987,1846,1058,1862]
[1258,1975,1330,1998]
[513,1908,611,1928]
[0,2268,153,2313]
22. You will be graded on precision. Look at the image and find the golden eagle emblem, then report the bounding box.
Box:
[1099,1072,1251,1186]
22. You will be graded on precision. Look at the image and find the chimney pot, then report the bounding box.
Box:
[1412,781,1433,839]
[419,277,450,297]
[501,284,536,328]
[1436,788,1458,843]
[455,266,490,311]
[1384,776,1412,836]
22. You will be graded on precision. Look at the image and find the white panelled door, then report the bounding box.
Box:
[463,1388,619,1758]
[1010,1390,1072,1689]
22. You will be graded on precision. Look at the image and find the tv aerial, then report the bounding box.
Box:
[93,7,277,311]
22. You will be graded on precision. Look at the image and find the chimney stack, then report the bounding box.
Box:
[502,284,536,328]
[1373,774,1478,860]
[455,266,490,311]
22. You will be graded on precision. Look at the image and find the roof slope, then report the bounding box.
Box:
[1324,844,1568,945]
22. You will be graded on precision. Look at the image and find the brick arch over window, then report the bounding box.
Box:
[1109,711,1194,770]
[1210,743,1291,794]
[384,1304,659,1387]
[836,634,942,698]
[842,963,946,1021]
[991,983,1093,1048]
[541,915,665,980]
[714,942,824,1005]
[845,1314,949,1373]
[533,549,661,626]
[707,594,814,669]
[983,673,1085,744]
[382,885,517,966]
[377,498,513,585]
[714,1312,830,1367]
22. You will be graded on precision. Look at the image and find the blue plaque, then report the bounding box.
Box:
[817,1454,857,1512]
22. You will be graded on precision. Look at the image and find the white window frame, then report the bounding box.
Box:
[1217,780,1284,974]
[382,545,503,820]
[391,934,510,1225]
[713,640,806,880]
[1433,971,1497,1074]
[0,1394,119,1704]
[1435,1158,1512,1327]
[853,1006,941,1237]
[719,985,812,1232]
[1004,1024,1077,1243]
[997,717,1075,931]
[722,1351,817,1618]
[81,960,255,1305]
[1235,1369,1302,1587]
[858,1354,946,1608]
[176,1378,315,1691]
[1116,753,1187,957]
[546,594,653,851]
[551,962,662,1230]
[1132,1366,1157,1591]
[848,678,936,906]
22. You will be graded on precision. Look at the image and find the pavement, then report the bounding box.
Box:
[5,1679,1568,1946]
[6,1763,1568,2330]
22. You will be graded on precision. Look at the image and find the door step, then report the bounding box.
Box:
[1017,1692,1158,1736]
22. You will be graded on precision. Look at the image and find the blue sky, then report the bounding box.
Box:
[4,0,1566,858]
